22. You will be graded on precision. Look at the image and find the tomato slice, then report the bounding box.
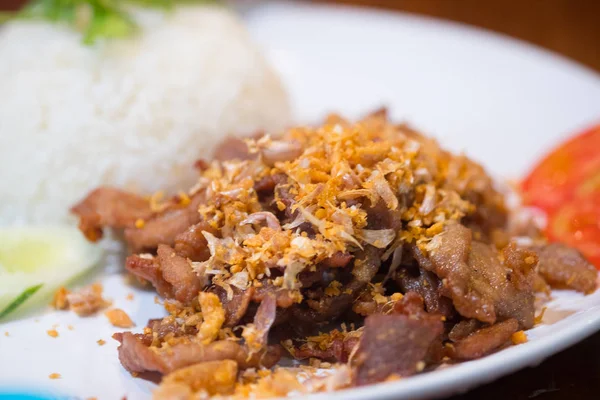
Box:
[521,124,600,213]
[547,195,600,269]
[575,170,600,199]
[522,123,600,269]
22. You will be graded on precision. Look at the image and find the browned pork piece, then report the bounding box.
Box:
[71,187,152,242]
[124,191,206,252]
[449,318,519,360]
[395,265,454,318]
[126,244,206,304]
[415,223,537,329]
[535,243,597,294]
[114,331,281,375]
[71,110,598,397]
[354,312,444,384]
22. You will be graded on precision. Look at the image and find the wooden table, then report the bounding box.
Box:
[314,1,600,399]
[2,0,599,399]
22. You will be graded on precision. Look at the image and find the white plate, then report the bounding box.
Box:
[2,2,600,399]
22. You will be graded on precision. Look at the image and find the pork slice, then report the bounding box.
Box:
[450,318,518,360]
[174,221,218,262]
[293,339,345,362]
[348,246,382,291]
[470,242,535,329]
[321,252,354,268]
[293,294,354,323]
[125,256,173,300]
[71,187,152,242]
[124,192,205,252]
[395,266,454,318]
[113,332,167,374]
[293,246,382,322]
[254,173,288,194]
[113,332,281,375]
[535,243,598,294]
[391,291,431,318]
[448,319,481,342]
[461,183,508,240]
[421,224,535,329]
[414,225,493,324]
[296,257,346,289]
[213,286,255,327]
[297,263,332,289]
[354,313,443,385]
[273,181,300,223]
[126,244,206,304]
[294,333,360,363]
[157,245,206,304]
[393,292,447,365]
[295,247,382,322]
[365,199,404,231]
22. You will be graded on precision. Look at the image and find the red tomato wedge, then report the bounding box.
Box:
[521,123,600,269]
[521,124,600,214]
[547,195,600,268]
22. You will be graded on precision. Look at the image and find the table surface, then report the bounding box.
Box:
[2,1,599,399]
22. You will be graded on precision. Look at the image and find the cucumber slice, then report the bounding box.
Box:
[0,226,103,320]
[0,284,44,319]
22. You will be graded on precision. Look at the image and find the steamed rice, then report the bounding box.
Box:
[0,5,290,225]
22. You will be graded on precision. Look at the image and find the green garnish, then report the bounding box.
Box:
[0,283,43,319]
[2,0,215,45]
[0,225,103,321]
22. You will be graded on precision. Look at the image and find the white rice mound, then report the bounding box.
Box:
[0,5,290,225]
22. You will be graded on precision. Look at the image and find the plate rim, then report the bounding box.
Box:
[251,1,600,85]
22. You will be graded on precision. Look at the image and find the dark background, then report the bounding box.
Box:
[2,0,599,399]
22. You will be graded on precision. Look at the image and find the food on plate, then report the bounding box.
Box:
[52,283,111,317]
[105,308,135,328]
[534,243,597,293]
[0,226,102,320]
[511,330,528,345]
[0,283,43,320]
[0,1,289,225]
[154,360,239,398]
[71,110,599,397]
[521,124,600,268]
[47,329,59,338]
[546,199,600,269]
